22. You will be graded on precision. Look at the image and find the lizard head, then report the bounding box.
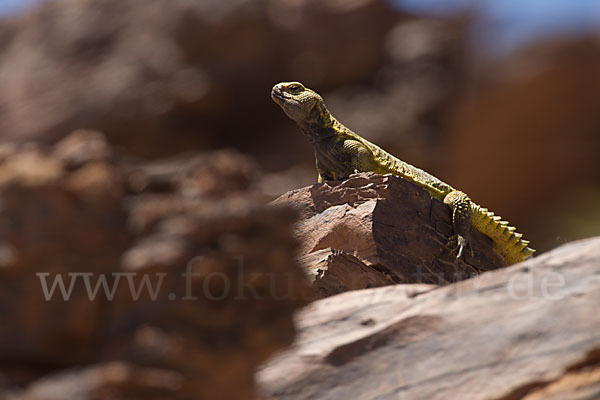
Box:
[271,82,329,129]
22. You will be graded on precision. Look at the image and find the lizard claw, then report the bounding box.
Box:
[446,235,473,260]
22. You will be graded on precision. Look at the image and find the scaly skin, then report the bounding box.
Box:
[271,81,535,265]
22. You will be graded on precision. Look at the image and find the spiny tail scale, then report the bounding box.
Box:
[471,203,535,264]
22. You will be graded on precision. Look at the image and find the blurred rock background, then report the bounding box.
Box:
[0,0,599,398]
[0,0,597,252]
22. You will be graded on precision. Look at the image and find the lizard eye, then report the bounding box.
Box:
[288,84,302,91]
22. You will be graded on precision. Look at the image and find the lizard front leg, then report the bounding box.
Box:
[341,139,375,175]
[443,190,474,259]
[316,159,333,183]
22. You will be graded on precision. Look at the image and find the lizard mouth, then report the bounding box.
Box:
[271,89,285,102]
[271,88,288,104]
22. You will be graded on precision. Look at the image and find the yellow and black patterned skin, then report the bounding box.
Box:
[271,81,535,264]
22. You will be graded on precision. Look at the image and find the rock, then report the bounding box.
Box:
[272,172,506,297]
[52,129,113,169]
[298,249,397,299]
[13,362,186,400]
[257,237,600,400]
[0,148,64,187]
[0,131,308,399]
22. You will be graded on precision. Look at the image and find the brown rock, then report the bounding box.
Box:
[65,161,125,204]
[0,131,308,399]
[257,237,600,400]
[272,172,506,296]
[14,362,185,400]
[299,249,397,299]
[52,129,113,169]
[0,148,64,187]
[522,367,600,400]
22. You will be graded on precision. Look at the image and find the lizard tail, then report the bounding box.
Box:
[470,203,535,265]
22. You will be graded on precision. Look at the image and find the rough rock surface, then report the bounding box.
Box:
[297,249,397,299]
[257,237,600,400]
[0,131,308,399]
[272,173,506,297]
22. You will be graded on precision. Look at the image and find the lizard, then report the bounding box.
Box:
[271,81,535,265]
